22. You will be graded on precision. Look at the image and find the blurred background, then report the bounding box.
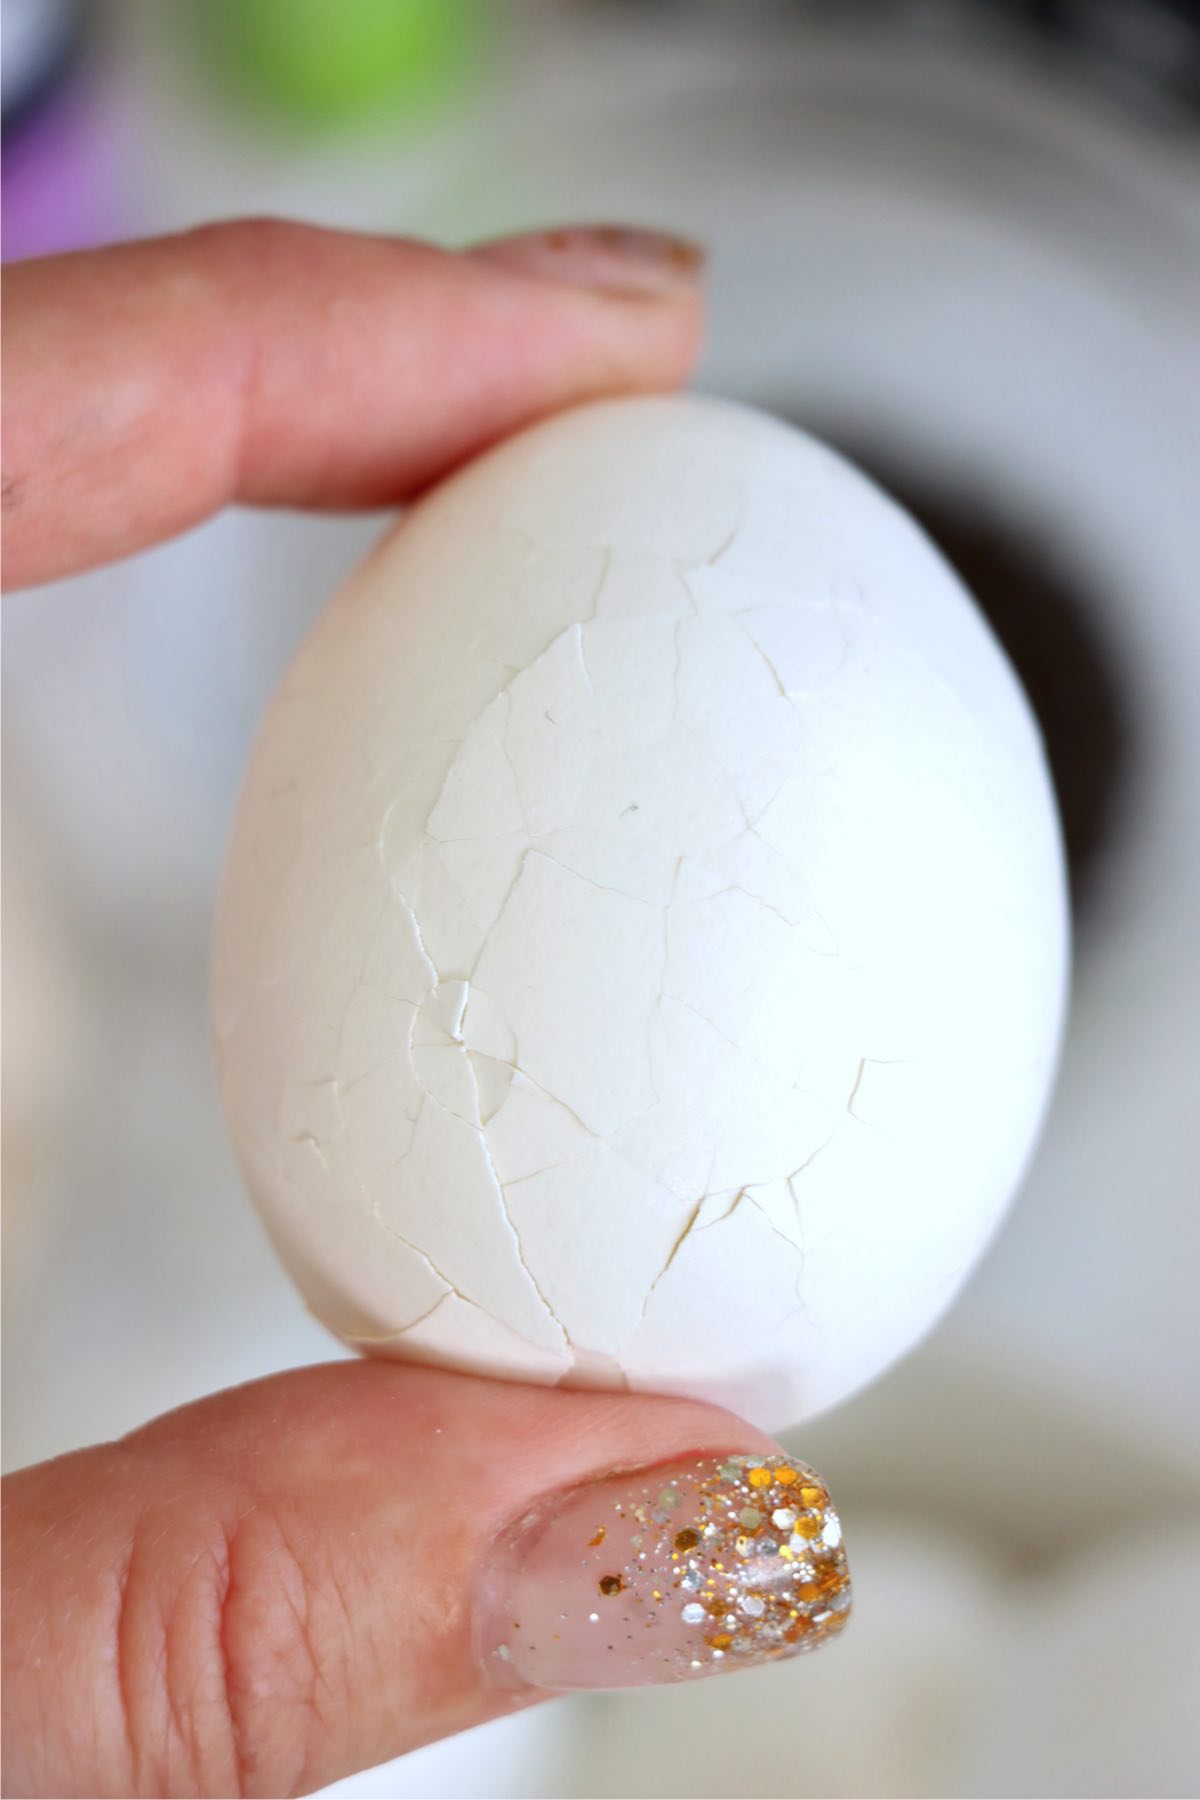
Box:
[3,1,1200,1794]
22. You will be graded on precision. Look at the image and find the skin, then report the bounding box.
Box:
[1,220,780,1798]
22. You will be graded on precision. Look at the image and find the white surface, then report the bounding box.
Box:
[318,1702,580,1800]
[3,7,1198,1797]
[556,1513,1200,1799]
[213,397,1065,1430]
[565,1518,1002,1799]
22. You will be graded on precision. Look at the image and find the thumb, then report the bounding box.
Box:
[1,1361,851,1798]
[2,218,704,591]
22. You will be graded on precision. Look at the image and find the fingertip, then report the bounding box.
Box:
[466,222,707,395]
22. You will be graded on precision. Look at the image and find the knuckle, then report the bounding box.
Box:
[216,1504,342,1799]
[111,1501,241,1797]
[113,1494,343,1799]
[185,214,301,267]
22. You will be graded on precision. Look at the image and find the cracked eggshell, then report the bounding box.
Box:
[212,396,1068,1431]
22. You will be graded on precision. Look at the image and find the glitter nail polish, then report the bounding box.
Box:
[470,225,706,298]
[479,1453,851,1690]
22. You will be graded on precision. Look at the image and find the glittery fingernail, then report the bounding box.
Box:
[470,225,705,298]
[478,1453,851,1691]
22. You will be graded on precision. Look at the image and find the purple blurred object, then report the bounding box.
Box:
[2,0,118,262]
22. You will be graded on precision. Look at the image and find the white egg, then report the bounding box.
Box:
[212,397,1067,1430]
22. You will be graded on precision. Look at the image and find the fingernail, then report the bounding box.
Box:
[479,1452,851,1692]
[470,225,705,298]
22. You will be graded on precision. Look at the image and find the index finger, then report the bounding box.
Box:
[0,219,704,591]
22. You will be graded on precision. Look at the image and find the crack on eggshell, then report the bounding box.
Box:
[325,961,567,1353]
[387,888,441,989]
[736,605,858,710]
[666,610,799,833]
[583,547,612,622]
[368,1201,459,1302]
[617,1172,814,1365]
[737,618,789,702]
[876,614,1011,766]
[470,650,521,677]
[523,845,663,913]
[369,1088,426,1182]
[674,566,703,617]
[824,572,862,682]
[399,993,574,1355]
[626,1165,820,1344]
[343,1288,453,1342]
[785,1131,843,1224]
[623,1182,755,1333]
[497,1161,570,1190]
[426,842,489,943]
[742,1189,806,1259]
[841,1051,913,1137]
[460,1042,576,1352]
[341,1286,567,1364]
[288,1131,331,1172]
[464,846,534,978]
[672,565,702,617]
[326,887,395,1058]
[656,991,770,1066]
[493,692,533,839]
[313,1059,420,1186]
[692,1187,746,1234]
[465,1050,514,1124]
[468,850,662,1135]
[845,1056,909,1131]
[262,1146,452,1343]
[479,1038,667,1192]
[846,1056,868,1119]
[336,1042,416,1101]
[699,484,746,568]
[477,1047,595,1136]
[654,1191,711,1282]
[368,1196,568,1363]
[699,879,799,935]
[467,626,604,843]
[571,620,596,696]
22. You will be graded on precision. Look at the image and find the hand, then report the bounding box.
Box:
[1,221,848,1800]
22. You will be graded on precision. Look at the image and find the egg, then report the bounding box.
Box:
[212,396,1067,1430]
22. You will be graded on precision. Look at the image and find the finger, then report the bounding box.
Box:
[1,1361,851,1798]
[1,219,704,591]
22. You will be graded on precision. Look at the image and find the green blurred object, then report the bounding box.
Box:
[205,0,484,127]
